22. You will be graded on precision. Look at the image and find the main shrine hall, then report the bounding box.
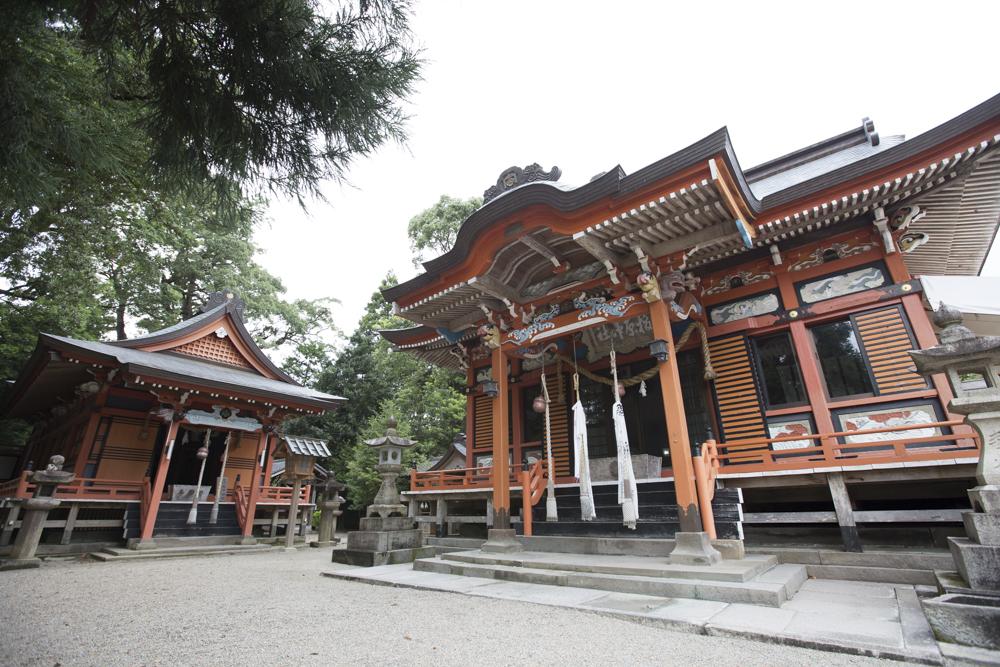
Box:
[385,92,1000,551]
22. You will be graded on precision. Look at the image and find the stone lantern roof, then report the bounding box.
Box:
[364,417,418,449]
[910,303,1000,374]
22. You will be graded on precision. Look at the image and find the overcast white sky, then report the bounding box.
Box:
[257,0,1000,338]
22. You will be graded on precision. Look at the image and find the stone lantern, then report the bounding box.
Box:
[910,304,1000,650]
[331,417,434,566]
[1,455,75,570]
[273,436,331,550]
[364,416,416,518]
[311,474,346,548]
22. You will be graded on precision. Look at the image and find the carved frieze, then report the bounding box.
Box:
[788,241,875,272]
[703,270,773,296]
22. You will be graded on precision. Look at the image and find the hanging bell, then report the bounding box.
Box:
[196,445,210,460]
[617,382,626,398]
[532,394,547,413]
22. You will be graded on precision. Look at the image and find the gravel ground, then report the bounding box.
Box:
[0,548,909,666]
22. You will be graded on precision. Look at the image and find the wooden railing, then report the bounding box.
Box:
[0,474,145,501]
[715,419,978,474]
[406,420,978,495]
[520,461,547,537]
[410,465,522,491]
[233,482,248,532]
[692,439,721,539]
[255,485,311,504]
[0,471,31,499]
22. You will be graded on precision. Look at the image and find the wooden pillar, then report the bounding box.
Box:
[490,346,511,529]
[465,367,476,468]
[138,416,182,542]
[285,477,301,548]
[269,506,280,537]
[60,503,80,546]
[648,299,700,532]
[827,472,862,552]
[788,321,837,436]
[242,430,270,538]
[510,358,523,471]
[72,387,110,478]
[902,294,960,408]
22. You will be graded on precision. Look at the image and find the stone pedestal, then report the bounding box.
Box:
[0,497,59,570]
[948,484,1000,593]
[331,516,433,566]
[311,495,344,548]
[668,531,722,566]
[0,456,75,571]
[481,528,523,554]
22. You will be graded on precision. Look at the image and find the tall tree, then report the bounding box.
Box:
[407,195,481,266]
[1,1,421,208]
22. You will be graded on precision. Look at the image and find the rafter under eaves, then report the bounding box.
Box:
[572,232,627,284]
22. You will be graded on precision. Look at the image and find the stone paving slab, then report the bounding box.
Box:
[323,565,944,664]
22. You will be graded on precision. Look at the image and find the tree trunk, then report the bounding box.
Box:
[116,301,127,340]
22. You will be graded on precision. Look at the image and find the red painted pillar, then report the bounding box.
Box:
[490,347,511,529]
[138,416,182,543]
[465,366,475,468]
[649,299,701,532]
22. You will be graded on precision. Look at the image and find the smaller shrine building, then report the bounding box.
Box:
[0,292,344,549]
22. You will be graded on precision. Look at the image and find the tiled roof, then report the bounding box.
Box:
[281,435,331,458]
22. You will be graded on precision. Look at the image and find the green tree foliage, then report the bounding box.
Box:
[407,195,481,266]
[287,272,465,509]
[1,1,421,206]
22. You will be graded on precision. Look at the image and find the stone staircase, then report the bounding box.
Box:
[413,548,806,607]
[748,546,955,586]
[526,481,743,540]
[91,536,273,562]
[148,502,242,537]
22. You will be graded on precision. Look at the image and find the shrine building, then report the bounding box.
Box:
[0,292,343,550]
[384,92,1000,550]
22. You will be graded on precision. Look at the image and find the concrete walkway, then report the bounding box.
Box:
[325,560,943,664]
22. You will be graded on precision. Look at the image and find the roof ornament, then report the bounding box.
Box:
[483,164,562,203]
[862,117,879,146]
[198,290,246,320]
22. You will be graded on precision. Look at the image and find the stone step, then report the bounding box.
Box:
[517,535,745,560]
[748,547,952,585]
[91,543,273,562]
[413,554,802,607]
[529,518,742,541]
[438,550,777,583]
[425,536,485,549]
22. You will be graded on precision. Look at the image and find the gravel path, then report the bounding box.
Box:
[0,548,908,666]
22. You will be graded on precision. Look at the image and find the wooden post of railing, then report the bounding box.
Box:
[692,441,717,540]
[521,467,533,537]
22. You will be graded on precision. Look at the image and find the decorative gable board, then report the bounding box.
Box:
[172,331,254,369]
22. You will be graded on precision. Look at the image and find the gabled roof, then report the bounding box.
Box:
[4,292,345,418]
[385,91,1000,313]
[112,292,295,383]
